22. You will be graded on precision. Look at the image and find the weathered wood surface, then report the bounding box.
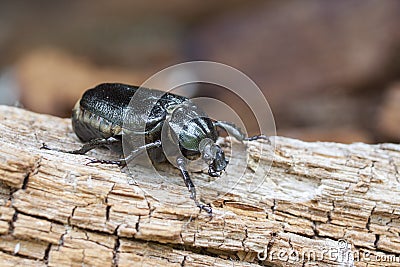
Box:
[0,105,399,267]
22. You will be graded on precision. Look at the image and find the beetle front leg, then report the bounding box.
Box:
[176,157,212,214]
[214,121,269,142]
[41,137,120,154]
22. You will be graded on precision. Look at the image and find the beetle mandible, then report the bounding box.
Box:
[42,83,268,214]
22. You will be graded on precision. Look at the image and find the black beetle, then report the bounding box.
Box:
[42,83,268,214]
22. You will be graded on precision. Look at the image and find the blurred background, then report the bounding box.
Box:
[0,0,400,144]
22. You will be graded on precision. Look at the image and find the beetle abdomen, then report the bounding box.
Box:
[80,84,136,127]
[72,101,122,142]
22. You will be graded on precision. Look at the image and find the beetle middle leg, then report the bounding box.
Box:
[87,140,162,167]
[176,157,212,214]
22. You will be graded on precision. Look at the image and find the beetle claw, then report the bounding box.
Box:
[198,203,212,214]
[244,135,271,144]
[40,143,50,150]
[208,168,220,177]
[208,165,225,177]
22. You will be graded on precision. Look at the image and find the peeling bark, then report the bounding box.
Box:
[0,105,399,267]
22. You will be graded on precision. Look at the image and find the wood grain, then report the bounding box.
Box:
[0,105,399,266]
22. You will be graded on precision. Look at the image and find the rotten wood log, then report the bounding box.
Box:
[0,105,399,267]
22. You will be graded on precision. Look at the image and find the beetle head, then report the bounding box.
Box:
[199,138,228,177]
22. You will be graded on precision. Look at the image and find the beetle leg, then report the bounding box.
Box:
[123,140,162,163]
[176,158,212,214]
[243,135,269,142]
[86,140,162,167]
[214,121,269,142]
[41,138,120,154]
[86,158,126,167]
[208,167,221,177]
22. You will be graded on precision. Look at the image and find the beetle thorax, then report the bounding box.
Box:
[166,102,218,152]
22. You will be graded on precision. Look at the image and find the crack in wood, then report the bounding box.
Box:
[7,211,18,235]
[43,243,51,265]
[21,156,42,190]
[373,234,380,249]
[366,204,377,231]
[135,216,140,233]
[112,224,121,267]
[180,255,187,267]
[241,226,248,250]
[0,247,43,262]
